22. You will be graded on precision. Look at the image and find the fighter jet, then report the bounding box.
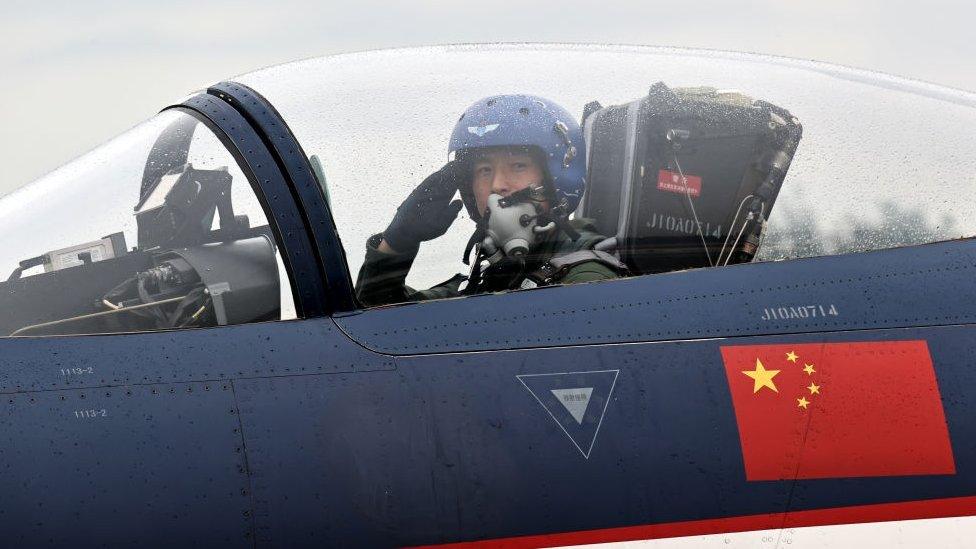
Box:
[0,44,974,547]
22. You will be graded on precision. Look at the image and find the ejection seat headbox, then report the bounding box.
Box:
[579,82,802,275]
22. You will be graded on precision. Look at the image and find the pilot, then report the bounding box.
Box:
[355,94,628,307]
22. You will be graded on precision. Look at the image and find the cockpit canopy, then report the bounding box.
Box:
[236,45,976,288]
[0,110,294,336]
[0,44,974,335]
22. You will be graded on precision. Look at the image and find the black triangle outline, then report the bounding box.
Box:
[516,369,620,459]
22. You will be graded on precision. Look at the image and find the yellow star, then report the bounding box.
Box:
[742,359,780,394]
[807,383,821,395]
[786,351,799,363]
[797,396,810,409]
[803,363,816,375]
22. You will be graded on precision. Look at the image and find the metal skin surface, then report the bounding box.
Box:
[0,80,974,548]
[0,318,392,547]
[236,324,976,547]
[335,237,976,353]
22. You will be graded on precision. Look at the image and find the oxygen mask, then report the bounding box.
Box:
[481,186,555,265]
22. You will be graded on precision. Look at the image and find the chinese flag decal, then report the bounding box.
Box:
[720,341,955,481]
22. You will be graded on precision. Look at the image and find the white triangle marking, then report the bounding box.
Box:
[550,387,593,424]
[516,370,619,459]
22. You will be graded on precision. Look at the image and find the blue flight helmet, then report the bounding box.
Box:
[448,94,586,221]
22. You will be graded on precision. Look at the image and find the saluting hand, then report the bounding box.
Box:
[381,162,465,254]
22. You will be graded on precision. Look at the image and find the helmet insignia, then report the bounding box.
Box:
[467,124,500,137]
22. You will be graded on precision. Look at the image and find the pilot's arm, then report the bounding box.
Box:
[355,235,464,306]
[354,163,465,307]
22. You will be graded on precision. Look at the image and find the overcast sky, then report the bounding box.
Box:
[1,0,972,197]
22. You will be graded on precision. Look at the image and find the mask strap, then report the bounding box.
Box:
[462,218,488,265]
[545,199,580,241]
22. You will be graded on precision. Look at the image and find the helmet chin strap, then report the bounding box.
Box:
[462,217,487,266]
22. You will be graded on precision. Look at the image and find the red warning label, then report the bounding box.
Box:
[657,169,702,198]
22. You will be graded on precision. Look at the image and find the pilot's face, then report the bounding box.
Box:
[470,148,546,215]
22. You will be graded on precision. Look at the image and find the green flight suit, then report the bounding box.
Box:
[355,219,623,308]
